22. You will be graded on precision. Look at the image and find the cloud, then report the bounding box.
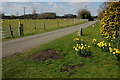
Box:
[2,0,33,2]
[67,2,91,8]
[2,2,101,16]
[41,2,67,15]
[67,2,101,16]
[2,2,35,15]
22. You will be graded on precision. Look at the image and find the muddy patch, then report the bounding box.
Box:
[60,63,85,77]
[29,49,61,61]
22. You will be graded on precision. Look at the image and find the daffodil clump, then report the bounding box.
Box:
[93,38,112,52]
[97,41,111,52]
[92,38,98,47]
[109,47,120,60]
[92,38,120,59]
[73,38,91,56]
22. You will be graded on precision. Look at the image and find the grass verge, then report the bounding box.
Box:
[2,22,118,78]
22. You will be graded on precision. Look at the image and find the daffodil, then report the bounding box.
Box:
[81,44,83,46]
[75,48,79,51]
[115,49,120,54]
[78,46,81,49]
[81,46,84,50]
[113,52,116,54]
[104,43,107,46]
[74,38,79,41]
[109,47,113,53]
[76,44,79,47]
[113,37,116,39]
[113,48,118,51]
[88,46,90,48]
[92,38,97,43]
[73,46,76,49]
[108,43,111,46]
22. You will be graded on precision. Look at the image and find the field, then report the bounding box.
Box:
[2,19,87,39]
[2,22,118,78]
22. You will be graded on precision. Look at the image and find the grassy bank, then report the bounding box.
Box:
[2,22,118,78]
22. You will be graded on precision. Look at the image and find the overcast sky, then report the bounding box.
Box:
[2,2,103,16]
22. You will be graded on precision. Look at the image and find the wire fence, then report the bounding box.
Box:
[2,19,88,39]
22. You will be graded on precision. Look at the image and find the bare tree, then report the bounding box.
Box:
[97,2,109,20]
[99,2,109,12]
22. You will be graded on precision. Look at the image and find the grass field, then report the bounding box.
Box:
[2,19,87,40]
[2,22,118,78]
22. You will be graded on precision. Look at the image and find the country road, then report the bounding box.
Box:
[2,21,97,58]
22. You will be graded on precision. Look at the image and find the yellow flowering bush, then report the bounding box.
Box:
[73,38,91,56]
[100,2,120,39]
[100,2,120,60]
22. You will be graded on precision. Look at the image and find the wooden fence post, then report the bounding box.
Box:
[78,27,83,36]
[80,28,83,36]
[34,19,36,30]
[21,24,24,36]
[18,21,21,36]
[43,22,46,30]
[57,21,59,27]
[67,20,68,25]
[18,23,24,37]
[9,25,14,38]
[19,23,21,37]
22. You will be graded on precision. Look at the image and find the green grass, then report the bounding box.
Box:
[2,22,118,78]
[2,19,88,41]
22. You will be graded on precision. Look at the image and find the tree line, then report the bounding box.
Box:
[1,9,96,21]
[1,13,77,19]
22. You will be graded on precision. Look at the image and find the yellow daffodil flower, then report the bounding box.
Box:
[76,44,79,47]
[88,46,90,48]
[109,47,113,53]
[113,52,116,54]
[75,48,79,51]
[108,43,111,46]
[116,49,120,54]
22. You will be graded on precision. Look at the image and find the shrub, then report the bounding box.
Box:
[100,2,120,39]
[77,9,93,21]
